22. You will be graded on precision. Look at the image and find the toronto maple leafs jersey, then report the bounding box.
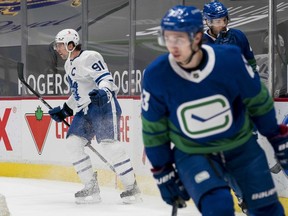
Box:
[64,50,118,112]
[141,44,278,167]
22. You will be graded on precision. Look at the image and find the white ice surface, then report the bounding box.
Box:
[0,177,245,216]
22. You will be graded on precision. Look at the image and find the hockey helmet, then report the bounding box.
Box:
[158,5,203,46]
[203,1,228,20]
[54,29,80,48]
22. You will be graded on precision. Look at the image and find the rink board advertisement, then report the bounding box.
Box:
[0,99,147,167]
[0,98,288,197]
[0,98,151,173]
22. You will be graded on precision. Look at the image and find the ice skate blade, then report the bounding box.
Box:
[75,194,101,204]
[121,194,143,204]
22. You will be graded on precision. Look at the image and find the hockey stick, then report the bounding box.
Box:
[17,62,70,126]
[17,62,116,173]
[270,161,288,180]
[271,161,288,177]
[171,198,187,216]
[270,162,282,174]
[171,202,178,216]
[86,143,115,172]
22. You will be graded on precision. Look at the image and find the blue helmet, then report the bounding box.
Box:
[160,5,203,34]
[203,2,228,20]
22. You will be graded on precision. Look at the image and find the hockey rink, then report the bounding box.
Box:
[0,177,246,216]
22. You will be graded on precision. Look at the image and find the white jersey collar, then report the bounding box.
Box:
[168,44,215,83]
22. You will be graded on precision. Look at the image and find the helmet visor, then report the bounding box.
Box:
[158,30,191,47]
[53,42,65,50]
[164,35,191,47]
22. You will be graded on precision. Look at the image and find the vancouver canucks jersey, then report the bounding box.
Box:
[203,28,257,71]
[141,44,277,166]
[64,50,118,112]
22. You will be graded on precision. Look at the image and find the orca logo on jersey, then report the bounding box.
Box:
[177,94,232,139]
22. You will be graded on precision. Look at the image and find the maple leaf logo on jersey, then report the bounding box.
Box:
[25,106,52,155]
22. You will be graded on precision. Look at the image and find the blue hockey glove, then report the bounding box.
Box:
[215,30,237,45]
[151,165,190,208]
[268,124,288,171]
[89,89,111,107]
[48,103,73,122]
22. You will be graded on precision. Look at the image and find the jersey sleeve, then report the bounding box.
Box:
[66,94,77,110]
[141,64,174,168]
[235,53,278,137]
[237,30,258,72]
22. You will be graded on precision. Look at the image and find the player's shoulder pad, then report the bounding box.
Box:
[209,43,242,56]
[229,28,248,39]
[144,53,169,78]
[81,50,105,63]
[81,50,102,58]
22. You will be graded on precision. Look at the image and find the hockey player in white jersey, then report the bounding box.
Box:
[49,29,141,204]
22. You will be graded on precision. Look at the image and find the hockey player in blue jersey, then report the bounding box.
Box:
[141,5,288,216]
[49,29,141,204]
[202,1,258,74]
[203,2,259,213]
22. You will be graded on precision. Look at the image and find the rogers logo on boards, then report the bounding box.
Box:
[25,106,51,155]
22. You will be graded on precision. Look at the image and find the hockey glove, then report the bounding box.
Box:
[89,88,111,107]
[215,30,237,45]
[151,165,190,208]
[268,124,288,171]
[48,103,73,122]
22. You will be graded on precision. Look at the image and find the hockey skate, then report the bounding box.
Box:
[120,181,142,204]
[0,194,10,216]
[75,172,101,204]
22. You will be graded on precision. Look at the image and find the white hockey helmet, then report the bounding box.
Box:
[54,29,80,48]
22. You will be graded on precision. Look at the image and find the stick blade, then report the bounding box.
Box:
[17,62,24,81]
